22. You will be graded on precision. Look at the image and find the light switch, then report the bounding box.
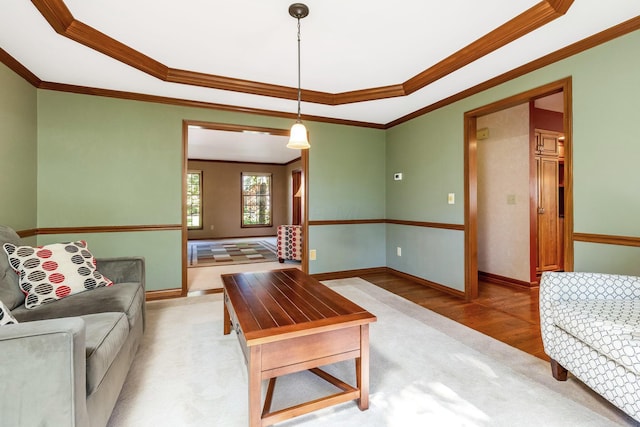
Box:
[448,193,455,204]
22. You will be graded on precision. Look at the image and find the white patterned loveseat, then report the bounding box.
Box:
[540,271,640,421]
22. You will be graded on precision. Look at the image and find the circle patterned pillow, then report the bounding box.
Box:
[2,240,113,309]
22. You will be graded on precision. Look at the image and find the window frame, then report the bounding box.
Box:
[186,170,203,230]
[241,172,273,228]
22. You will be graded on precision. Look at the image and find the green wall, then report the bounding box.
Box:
[385,104,466,290]
[33,91,386,289]
[0,63,37,230]
[307,122,386,274]
[2,28,639,293]
[386,29,640,286]
[36,93,182,227]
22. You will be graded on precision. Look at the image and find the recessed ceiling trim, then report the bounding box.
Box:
[166,68,334,105]
[31,0,574,106]
[388,14,640,128]
[402,0,574,95]
[3,12,638,130]
[32,0,167,79]
[385,16,640,129]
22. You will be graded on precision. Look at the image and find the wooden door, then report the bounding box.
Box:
[535,131,560,156]
[536,156,560,272]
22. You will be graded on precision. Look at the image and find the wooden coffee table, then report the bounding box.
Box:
[222,268,376,427]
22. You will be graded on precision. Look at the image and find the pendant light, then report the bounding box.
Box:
[287,3,310,150]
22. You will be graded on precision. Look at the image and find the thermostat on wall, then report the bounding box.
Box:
[394,173,403,181]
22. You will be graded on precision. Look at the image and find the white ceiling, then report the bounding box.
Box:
[534,92,563,113]
[188,127,299,164]
[0,1,637,162]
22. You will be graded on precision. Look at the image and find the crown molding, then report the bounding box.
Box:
[2,11,638,130]
[30,0,574,106]
[387,15,640,128]
[400,0,573,96]
[35,81,385,129]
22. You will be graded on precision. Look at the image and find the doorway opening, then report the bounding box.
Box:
[464,77,573,300]
[180,121,309,296]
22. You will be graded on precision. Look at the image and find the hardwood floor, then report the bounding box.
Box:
[360,272,548,361]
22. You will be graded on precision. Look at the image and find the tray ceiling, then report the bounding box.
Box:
[1,0,639,127]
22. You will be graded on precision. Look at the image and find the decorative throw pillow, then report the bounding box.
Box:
[2,241,113,309]
[0,299,18,325]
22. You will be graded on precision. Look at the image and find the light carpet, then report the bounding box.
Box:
[108,278,637,426]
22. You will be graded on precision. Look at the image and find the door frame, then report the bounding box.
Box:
[180,120,309,296]
[291,169,302,225]
[464,77,573,300]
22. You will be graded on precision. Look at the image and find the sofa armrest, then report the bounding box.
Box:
[96,257,145,289]
[539,272,640,342]
[540,271,640,304]
[0,318,89,427]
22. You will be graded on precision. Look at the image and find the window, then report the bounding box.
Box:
[187,171,202,229]
[241,173,272,227]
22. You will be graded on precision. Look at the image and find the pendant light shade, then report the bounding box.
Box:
[287,122,309,149]
[288,3,310,150]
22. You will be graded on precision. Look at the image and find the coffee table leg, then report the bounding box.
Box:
[223,293,231,335]
[356,324,370,410]
[249,345,262,427]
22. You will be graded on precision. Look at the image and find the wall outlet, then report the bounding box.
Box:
[309,249,317,261]
[397,247,402,257]
[394,172,403,181]
[507,194,516,205]
[210,225,214,230]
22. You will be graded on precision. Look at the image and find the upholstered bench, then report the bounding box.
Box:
[540,272,640,421]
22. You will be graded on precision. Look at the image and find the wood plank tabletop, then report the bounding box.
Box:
[222,269,376,344]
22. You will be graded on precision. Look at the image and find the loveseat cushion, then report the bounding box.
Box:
[12,282,144,329]
[0,226,25,310]
[552,299,640,375]
[81,312,130,396]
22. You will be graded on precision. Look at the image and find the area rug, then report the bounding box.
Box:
[187,240,277,267]
[107,278,636,427]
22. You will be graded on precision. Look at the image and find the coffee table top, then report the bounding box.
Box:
[222,269,376,345]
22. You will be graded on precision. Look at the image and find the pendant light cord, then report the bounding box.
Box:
[296,17,302,122]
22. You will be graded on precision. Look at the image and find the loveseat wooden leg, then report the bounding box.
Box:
[550,358,568,381]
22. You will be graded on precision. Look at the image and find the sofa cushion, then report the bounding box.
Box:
[81,312,130,396]
[3,241,113,309]
[11,281,144,329]
[0,226,25,310]
[0,299,18,325]
[552,299,640,375]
